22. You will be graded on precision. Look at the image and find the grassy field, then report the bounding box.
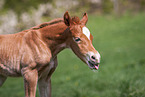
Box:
[0,13,145,97]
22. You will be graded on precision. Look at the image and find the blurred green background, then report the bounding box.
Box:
[0,0,145,97]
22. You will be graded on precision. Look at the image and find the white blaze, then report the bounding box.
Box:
[82,27,90,40]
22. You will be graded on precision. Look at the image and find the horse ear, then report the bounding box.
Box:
[80,13,88,25]
[64,11,71,26]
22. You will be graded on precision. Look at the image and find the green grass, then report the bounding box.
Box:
[0,13,145,97]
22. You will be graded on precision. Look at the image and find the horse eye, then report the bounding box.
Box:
[74,37,81,42]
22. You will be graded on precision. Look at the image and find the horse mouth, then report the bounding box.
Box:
[88,61,99,70]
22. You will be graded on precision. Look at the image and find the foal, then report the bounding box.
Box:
[0,12,100,97]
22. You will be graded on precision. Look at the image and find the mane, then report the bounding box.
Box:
[32,18,63,30]
[32,16,80,30]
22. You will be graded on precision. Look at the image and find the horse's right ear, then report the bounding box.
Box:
[64,11,71,26]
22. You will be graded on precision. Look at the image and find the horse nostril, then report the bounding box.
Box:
[91,55,96,60]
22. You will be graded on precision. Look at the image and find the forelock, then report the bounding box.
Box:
[71,16,80,24]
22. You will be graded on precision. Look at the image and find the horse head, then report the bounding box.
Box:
[64,12,101,70]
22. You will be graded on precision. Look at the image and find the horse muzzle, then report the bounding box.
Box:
[86,51,101,70]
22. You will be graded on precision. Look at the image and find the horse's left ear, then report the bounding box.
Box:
[80,13,88,25]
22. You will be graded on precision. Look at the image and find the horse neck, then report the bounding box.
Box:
[39,22,69,57]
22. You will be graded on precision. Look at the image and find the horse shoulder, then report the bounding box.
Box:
[21,30,52,67]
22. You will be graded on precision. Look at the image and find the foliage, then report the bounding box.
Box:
[1,0,145,16]
[0,13,145,97]
[102,0,113,14]
[1,0,49,15]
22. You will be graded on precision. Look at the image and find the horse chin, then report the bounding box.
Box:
[87,61,99,70]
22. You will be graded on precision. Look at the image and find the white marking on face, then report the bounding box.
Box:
[82,27,90,40]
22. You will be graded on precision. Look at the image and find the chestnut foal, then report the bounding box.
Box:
[0,12,100,97]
